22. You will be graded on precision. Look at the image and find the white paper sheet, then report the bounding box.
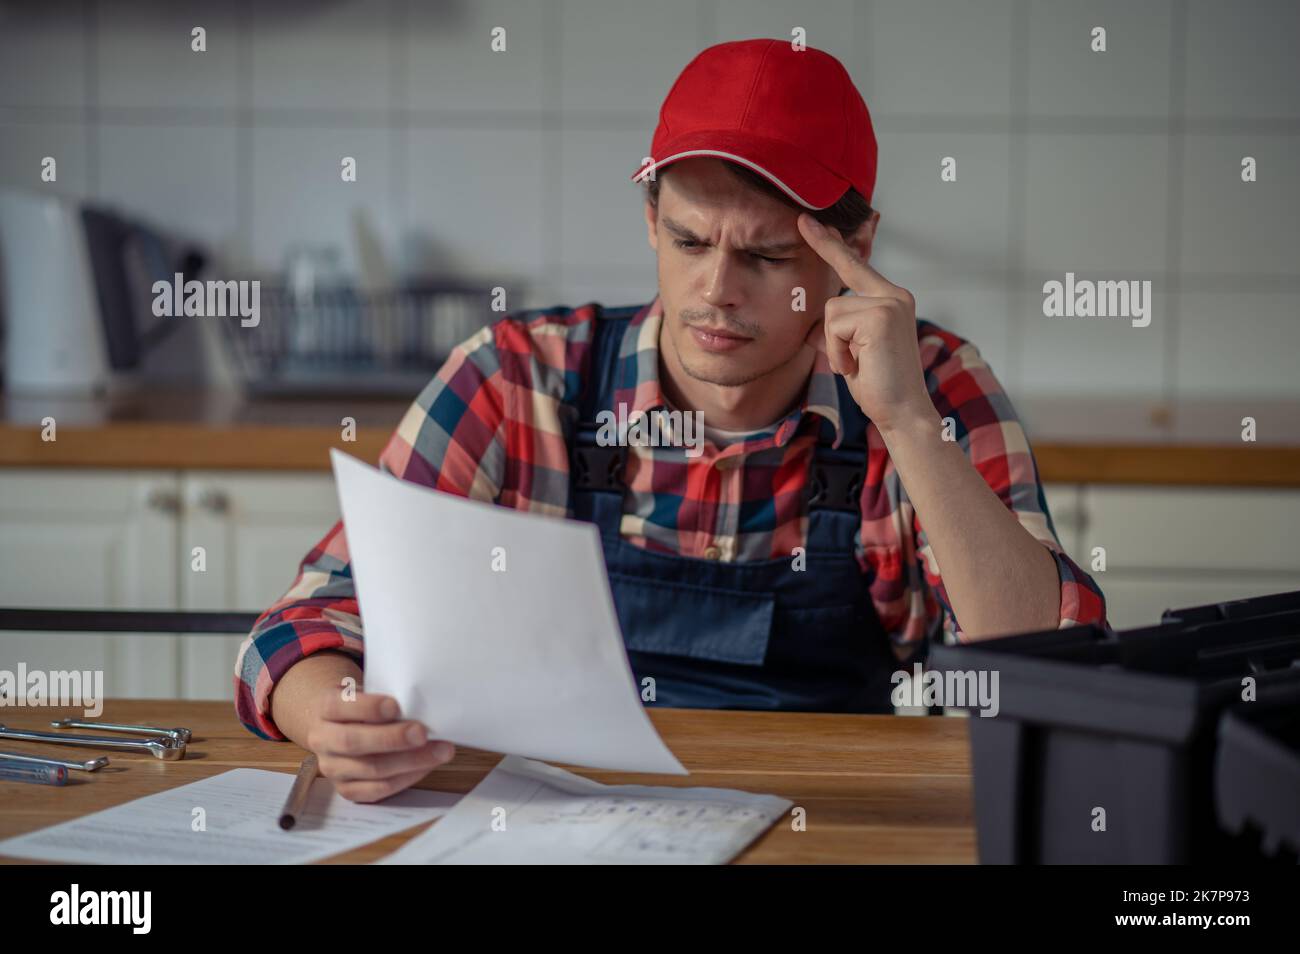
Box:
[330,449,686,775]
[379,755,790,864]
[0,768,457,865]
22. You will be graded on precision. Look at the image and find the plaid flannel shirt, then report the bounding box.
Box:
[235,295,1107,739]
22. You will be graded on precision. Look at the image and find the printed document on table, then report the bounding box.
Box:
[330,450,686,775]
[379,755,791,864]
[0,768,458,864]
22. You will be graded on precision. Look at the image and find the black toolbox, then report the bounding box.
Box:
[1161,589,1300,626]
[1214,684,1300,859]
[928,590,1300,864]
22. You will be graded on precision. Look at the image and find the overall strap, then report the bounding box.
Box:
[570,312,632,526]
[807,373,870,514]
[569,312,871,518]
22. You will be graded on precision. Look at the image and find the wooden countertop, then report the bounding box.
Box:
[1,390,1298,486]
[0,699,976,864]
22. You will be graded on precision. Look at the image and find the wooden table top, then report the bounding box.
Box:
[2,390,1299,485]
[0,699,976,864]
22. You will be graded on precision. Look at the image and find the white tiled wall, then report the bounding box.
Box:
[0,0,1296,396]
[1181,134,1298,278]
[1023,133,1172,275]
[97,2,242,111]
[870,132,1013,283]
[0,1,88,109]
[250,2,393,112]
[403,127,547,279]
[99,123,240,247]
[1026,0,1173,117]
[1184,0,1300,120]
[867,0,1015,117]
[1018,289,1169,397]
[0,121,90,198]
[403,1,550,114]
[1176,292,1300,396]
[250,125,397,277]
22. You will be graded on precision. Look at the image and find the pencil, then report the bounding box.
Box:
[279,753,319,830]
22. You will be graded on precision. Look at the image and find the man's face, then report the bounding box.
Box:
[645,157,872,388]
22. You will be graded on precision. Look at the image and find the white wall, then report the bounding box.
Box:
[1,0,1296,398]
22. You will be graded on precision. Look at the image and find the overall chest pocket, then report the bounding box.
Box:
[607,571,775,666]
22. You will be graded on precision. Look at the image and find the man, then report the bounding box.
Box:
[235,39,1106,803]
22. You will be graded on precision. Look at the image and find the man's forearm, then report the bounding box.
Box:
[268,651,364,747]
[876,407,1061,639]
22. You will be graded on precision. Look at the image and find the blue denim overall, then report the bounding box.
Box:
[569,309,908,713]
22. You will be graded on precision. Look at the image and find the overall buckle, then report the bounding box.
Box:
[573,443,626,492]
[808,460,864,513]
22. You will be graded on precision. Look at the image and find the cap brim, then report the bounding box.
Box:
[629,129,850,210]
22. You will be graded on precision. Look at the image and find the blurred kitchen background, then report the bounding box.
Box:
[0,0,1297,701]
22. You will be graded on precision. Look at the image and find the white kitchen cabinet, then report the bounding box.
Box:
[0,468,340,701]
[948,483,1299,631]
[179,471,340,699]
[1079,486,1300,629]
[1093,573,1300,631]
[1042,482,1084,557]
[2,469,1298,702]
[0,469,180,698]
[1081,486,1300,573]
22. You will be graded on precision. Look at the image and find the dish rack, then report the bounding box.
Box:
[218,283,507,397]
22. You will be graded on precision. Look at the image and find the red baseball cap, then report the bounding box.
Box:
[630,38,877,210]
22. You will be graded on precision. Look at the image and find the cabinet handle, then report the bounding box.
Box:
[145,487,181,515]
[197,489,230,515]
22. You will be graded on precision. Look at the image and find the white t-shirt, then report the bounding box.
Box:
[702,421,780,447]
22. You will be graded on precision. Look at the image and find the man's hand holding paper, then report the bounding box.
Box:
[329,449,687,777]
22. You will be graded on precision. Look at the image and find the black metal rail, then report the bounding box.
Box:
[0,609,260,634]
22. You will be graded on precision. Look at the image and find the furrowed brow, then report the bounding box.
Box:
[661,216,801,256]
[743,238,802,255]
[661,217,701,242]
